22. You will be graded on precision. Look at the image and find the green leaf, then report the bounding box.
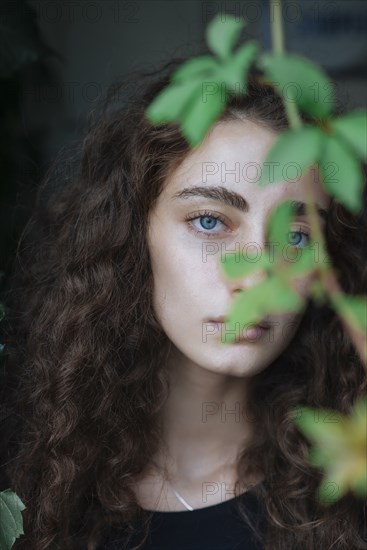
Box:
[267,201,317,278]
[258,53,335,118]
[317,476,346,504]
[330,294,367,334]
[0,489,26,549]
[221,248,270,279]
[319,136,363,214]
[285,245,316,278]
[224,275,305,342]
[180,84,226,147]
[331,111,367,162]
[206,14,245,60]
[171,56,219,83]
[293,407,346,446]
[217,41,258,92]
[258,126,325,185]
[221,201,316,283]
[267,200,294,252]
[145,79,202,124]
[308,446,330,468]
[293,400,367,503]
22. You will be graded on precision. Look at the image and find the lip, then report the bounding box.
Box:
[209,316,271,330]
[207,318,271,342]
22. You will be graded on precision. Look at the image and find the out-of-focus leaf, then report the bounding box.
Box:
[294,407,346,445]
[171,56,220,83]
[180,84,226,147]
[217,41,258,92]
[331,111,367,163]
[267,200,294,252]
[223,274,305,343]
[145,79,202,124]
[293,397,367,503]
[258,126,324,185]
[267,200,317,278]
[206,13,245,60]
[221,248,269,279]
[146,16,259,147]
[258,52,335,118]
[319,136,363,214]
[330,294,367,334]
[221,201,317,284]
[285,244,316,277]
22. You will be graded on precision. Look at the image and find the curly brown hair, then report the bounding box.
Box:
[1,57,366,549]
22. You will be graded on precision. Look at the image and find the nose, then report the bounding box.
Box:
[230,227,268,291]
[230,264,267,297]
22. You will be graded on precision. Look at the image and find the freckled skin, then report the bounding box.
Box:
[147,119,331,378]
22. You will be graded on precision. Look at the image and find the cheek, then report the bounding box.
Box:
[289,269,316,301]
[150,246,200,317]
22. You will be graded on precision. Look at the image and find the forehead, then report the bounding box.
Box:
[162,119,331,212]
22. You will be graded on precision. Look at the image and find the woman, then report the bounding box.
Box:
[1,57,366,549]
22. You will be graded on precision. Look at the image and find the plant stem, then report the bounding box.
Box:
[270,0,285,54]
[322,270,367,366]
[284,98,303,129]
[269,0,367,368]
[270,1,302,127]
[304,178,367,367]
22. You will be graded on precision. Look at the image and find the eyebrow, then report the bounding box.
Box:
[171,185,328,223]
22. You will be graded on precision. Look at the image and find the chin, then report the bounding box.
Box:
[198,354,272,378]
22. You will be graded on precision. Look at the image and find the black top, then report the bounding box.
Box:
[98,490,267,550]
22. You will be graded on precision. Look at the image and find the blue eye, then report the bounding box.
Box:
[288,229,310,248]
[184,212,310,248]
[185,211,228,238]
[199,215,220,230]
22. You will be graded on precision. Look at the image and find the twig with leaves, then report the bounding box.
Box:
[146,5,367,505]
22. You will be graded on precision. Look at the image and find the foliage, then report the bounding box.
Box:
[146,10,367,503]
[293,396,367,503]
[1,3,366,547]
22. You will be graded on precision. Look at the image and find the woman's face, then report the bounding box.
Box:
[147,119,330,377]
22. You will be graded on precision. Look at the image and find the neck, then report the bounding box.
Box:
[154,346,255,485]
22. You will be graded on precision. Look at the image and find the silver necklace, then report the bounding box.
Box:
[151,458,194,511]
[169,485,194,511]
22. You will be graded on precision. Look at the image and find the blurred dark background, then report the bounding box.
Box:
[0,0,366,275]
[0,0,366,490]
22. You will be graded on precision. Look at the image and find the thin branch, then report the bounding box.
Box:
[269,0,367,367]
[270,0,285,54]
